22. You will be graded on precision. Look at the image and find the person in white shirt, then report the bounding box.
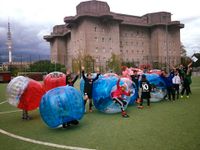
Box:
[172,70,181,99]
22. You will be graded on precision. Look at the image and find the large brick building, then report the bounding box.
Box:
[44,0,184,70]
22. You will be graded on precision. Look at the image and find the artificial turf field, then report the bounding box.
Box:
[0,77,200,150]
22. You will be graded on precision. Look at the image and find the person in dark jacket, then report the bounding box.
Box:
[160,70,175,101]
[138,74,151,108]
[66,69,79,86]
[62,69,79,128]
[130,69,140,103]
[181,66,192,99]
[82,66,100,112]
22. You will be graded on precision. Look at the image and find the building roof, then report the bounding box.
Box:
[44,0,184,40]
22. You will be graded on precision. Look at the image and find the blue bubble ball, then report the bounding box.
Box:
[39,86,84,128]
[92,76,136,113]
[143,73,167,102]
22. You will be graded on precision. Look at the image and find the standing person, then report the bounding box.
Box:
[82,66,100,112]
[111,78,131,118]
[65,69,79,86]
[62,69,80,128]
[172,70,181,99]
[186,62,193,94]
[160,70,175,101]
[138,74,151,108]
[130,69,140,103]
[181,67,192,99]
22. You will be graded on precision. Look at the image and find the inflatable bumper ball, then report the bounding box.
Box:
[120,77,138,105]
[7,76,45,111]
[144,74,167,102]
[40,86,84,128]
[43,71,66,91]
[92,76,135,113]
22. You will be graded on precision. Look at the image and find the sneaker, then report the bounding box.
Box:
[89,109,93,113]
[22,116,32,120]
[62,123,70,128]
[70,120,79,125]
[180,95,183,99]
[122,114,129,118]
[186,96,189,99]
[121,111,129,118]
[137,106,144,109]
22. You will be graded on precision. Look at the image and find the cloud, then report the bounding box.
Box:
[0,19,50,54]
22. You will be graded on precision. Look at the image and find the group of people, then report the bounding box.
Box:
[21,62,193,129]
[160,62,193,101]
[64,66,153,121]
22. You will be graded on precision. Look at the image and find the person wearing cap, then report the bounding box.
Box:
[111,78,131,118]
[138,74,151,108]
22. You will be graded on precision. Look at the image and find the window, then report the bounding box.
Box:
[102,37,104,42]
[94,27,97,32]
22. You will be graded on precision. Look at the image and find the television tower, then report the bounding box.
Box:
[6,20,13,63]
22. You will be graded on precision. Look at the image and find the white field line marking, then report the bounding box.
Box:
[0,100,7,105]
[0,129,96,150]
[0,110,22,115]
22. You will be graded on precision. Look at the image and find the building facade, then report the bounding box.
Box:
[44,0,184,70]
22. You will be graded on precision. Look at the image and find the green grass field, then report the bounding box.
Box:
[0,77,200,150]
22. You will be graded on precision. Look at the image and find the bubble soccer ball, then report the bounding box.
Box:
[7,76,45,111]
[43,71,66,92]
[143,73,167,102]
[39,86,84,128]
[120,77,138,105]
[92,76,136,113]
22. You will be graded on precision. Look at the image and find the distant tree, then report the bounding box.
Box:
[180,43,187,57]
[9,65,19,76]
[107,53,121,74]
[29,60,65,73]
[181,56,191,66]
[82,55,95,73]
[122,61,134,67]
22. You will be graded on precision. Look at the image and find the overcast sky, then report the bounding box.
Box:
[0,0,199,57]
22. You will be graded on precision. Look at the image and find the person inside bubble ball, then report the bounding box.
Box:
[111,78,131,118]
[82,66,100,113]
[62,69,80,128]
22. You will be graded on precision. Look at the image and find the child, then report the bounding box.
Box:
[111,78,131,118]
[172,70,181,99]
[160,70,175,101]
[62,69,79,128]
[138,74,151,108]
[82,66,100,112]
